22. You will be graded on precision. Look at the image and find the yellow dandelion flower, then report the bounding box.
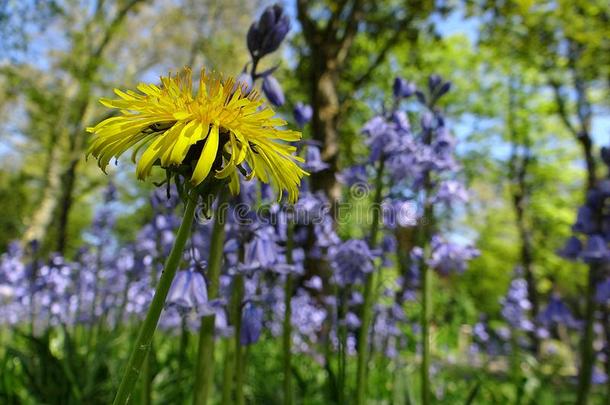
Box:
[87,68,307,202]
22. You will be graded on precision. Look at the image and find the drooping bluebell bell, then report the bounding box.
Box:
[580,235,609,263]
[262,74,285,107]
[303,145,329,173]
[557,236,583,260]
[427,235,479,275]
[241,302,264,345]
[382,199,418,228]
[595,278,610,303]
[500,273,534,332]
[432,180,469,204]
[166,268,208,314]
[293,102,313,127]
[247,3,290,59]
[573,205,597,235]
[538,293,580,329]
[235,72,253,94]
[336,165,368,187]
[330,239,376,286]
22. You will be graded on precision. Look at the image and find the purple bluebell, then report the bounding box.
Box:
[235,72,253,94]
[580,235,609,263]
[303,145,329,173]
[336,165,368,187]
[428,235,479,275]
[595,278,610,303]
[241,302,264,345]
[393,77,416,98]
[557,236,583,260]
[500,274,534,332]
[538,293,580,329]
[262,74,285,106]
[166,269,208,314]
[293,102,313,127]
[382,199,418,228]
[330,239,375,286]
[247,3,290,59]
[432,180,468,204]
[572,205,597,235]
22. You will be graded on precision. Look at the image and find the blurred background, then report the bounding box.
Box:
[0,0,609,404]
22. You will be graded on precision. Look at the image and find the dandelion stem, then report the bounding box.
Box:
[112,194,198,405]
[355,158,384,405]
[193,190,228,405]
[283,220,294,405]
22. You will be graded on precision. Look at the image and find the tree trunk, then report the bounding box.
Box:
[21,131,63,245]
[309,57,341,202]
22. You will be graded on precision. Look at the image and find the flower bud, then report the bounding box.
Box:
[247,4,290,59]
[262,75,285,106]
[293,102,313,127]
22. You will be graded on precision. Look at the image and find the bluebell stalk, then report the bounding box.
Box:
[193,190,229,405]
[283,220,295,405]
[355,157,385,405]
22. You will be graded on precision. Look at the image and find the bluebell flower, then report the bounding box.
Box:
[330,239,375,286]
[580,235,609,263]
[393,77,416,98]
[500,274,534,332]
[382,199,418,228]
[235,72,253,94]
[538,293,580,329]
[432,180,468,204]
[293,102,313,127]
[247,3,290,59]
[557,236,583,260]
[303,145,329,173]
[262,74,285,106]
[336,165,368,186]
[595,278,610,303]
[166,269,208,314]
[573,205,597,235]
[241,302,264,345]
[428,235,479,275]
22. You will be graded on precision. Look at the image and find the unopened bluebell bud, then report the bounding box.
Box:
[247,4,290,59]
[262,75,285,106]
[393,77,416,98]
[293,102,313,127]
[240,303,263,345]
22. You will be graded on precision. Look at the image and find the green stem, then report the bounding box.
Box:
[221,337,234,404]
[355,158,384,405]
[233,274,245,405]
[420,255,432,405]
[337,287,347,405]
[193,191,228,405]
[283,220,294,405]
[112,194,198,405]
[576,264,598,405]
[141,346,153,405]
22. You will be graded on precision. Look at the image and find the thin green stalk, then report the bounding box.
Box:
[355,158,384,405]
[233,274,245,405]
[141,346,153,405]
[221,337,234,404]
[193,191,228,405]
[576,264,598,405]
[112,194,198,405]
[336,287,347,405]
[283,220,295,405]
[420,263,432,405]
